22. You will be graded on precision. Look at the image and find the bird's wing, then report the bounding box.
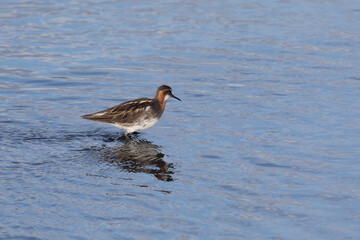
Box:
[82,98,153,124]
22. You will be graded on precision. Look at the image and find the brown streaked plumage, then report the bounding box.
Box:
[82,85,181,135]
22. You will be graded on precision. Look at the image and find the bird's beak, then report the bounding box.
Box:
[170,92,181,101]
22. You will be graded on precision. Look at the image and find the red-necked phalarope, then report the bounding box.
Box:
[82,85,181,135]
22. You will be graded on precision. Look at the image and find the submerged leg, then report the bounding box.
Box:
[125,132,130,140]
[124,130,133,141]
[117,131,131,142]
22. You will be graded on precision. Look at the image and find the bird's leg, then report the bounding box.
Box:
[125,132,130,139]
[124,131,133,141]
[117,131,130,142]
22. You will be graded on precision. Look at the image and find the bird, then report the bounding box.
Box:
[81,85,181,136]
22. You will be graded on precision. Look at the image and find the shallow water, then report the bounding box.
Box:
[1,0,360,239]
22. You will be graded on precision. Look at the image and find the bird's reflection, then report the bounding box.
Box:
[98,135,174,181]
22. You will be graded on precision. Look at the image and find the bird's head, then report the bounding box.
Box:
[155,85,181,102]
[155,85,181,110]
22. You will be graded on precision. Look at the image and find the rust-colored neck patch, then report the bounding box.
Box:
[156,90,167,111]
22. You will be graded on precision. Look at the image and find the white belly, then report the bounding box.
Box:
[112,117,159,134]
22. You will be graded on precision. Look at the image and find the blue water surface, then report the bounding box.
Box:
[1,0,360,239]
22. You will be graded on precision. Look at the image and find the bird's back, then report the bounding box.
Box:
[81,98,161,124]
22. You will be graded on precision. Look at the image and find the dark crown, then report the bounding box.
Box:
[157,85,172,91]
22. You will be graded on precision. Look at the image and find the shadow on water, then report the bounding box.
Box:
[5,124,175,181]
[96,134,175,182]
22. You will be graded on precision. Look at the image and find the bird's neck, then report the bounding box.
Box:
[155,93,167,111]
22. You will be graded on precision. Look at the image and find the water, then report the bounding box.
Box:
[1,0,360,239]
